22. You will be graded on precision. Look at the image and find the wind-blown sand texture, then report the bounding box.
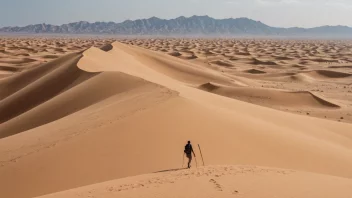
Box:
[0,38,352,198]
[0,37,114,78]
[123,39,352,123]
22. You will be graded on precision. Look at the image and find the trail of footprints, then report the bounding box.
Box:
[209,178,239,195]
[209,178,223,191]
[92,166,294,196]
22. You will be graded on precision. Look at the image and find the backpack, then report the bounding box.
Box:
[184,144,191,154]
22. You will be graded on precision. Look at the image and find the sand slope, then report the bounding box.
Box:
[0,37,113,77]
[0,40,352,198]
[199,82,340,108]
[37,166,352,198]
[125,39,352,123]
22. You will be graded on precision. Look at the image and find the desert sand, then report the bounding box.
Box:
[122,39,352,123]
[0,37,352,198]
[37,166,352,198]
[0,37,113,78]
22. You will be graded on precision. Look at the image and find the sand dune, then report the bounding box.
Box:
[199,82,340,109]
[125,39,352,123]
[0,38,352,198]
[251,57,278,65]
[329,65,352,69]
[37,166,352,198]
[0,57,37,64]
[0,53,85,125]
[0,65,19,72]
[0,69,156,138]
[244,68,266,74]
[306,70,352,79]
[0,37,114,76]
[210,60,234,67]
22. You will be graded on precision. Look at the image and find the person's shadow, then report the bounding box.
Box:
[154,168,188,173]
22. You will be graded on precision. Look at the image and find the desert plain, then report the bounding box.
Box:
[0,37,352,198]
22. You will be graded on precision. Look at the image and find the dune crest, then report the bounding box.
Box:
[124,39,352,123]
[306,70,352,79]
[244,69,266,74]
[0,37,114,77]
[198,82,340,109]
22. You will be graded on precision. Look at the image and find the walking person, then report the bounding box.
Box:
[184,141,196,168]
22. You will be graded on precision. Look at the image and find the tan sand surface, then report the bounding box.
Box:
[0,37,113,78]
[0,38,351,198]
[123,39,352,123]
[37,166,352,198]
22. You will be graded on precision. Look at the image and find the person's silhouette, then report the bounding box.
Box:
[184,141,196,168]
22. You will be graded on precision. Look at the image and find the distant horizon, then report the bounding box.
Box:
[1,0,352,28]
[1,15,352,29]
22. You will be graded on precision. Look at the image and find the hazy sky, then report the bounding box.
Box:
[1,0,352,28]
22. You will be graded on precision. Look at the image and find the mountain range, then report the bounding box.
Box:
[1,15,352,37]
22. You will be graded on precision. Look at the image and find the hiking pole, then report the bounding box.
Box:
[194,155,198,168]
[198,144,205,166]
[182,153,185,168]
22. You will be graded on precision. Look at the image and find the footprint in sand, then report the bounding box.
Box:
[209,179,223,191]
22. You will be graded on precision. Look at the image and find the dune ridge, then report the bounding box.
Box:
[0,37,114,77]
[306,70,352,79]
[124,38,352,123]
[198,82,340,109]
